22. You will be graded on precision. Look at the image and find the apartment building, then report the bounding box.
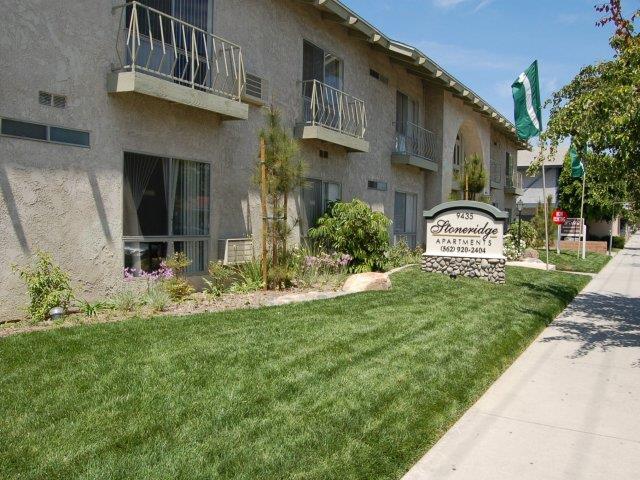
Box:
[0,0,525,316]
[517,146,567,219]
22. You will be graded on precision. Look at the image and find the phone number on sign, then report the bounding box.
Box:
[439,246,487,254]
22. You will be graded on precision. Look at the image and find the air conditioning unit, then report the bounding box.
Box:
[217,238,254,265]
[242,73,268,105]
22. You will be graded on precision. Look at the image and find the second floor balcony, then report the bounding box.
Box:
[392,122,438,172]
[295,80,369,153]
[108,1,248,120]
[505,171,524,196]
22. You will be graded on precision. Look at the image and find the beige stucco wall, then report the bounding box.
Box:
[0,0,522,319]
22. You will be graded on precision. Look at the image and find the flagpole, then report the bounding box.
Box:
[578,161,586,259]
[541,147,550,270]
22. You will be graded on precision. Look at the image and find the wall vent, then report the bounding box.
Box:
[319,149,329,159]
[39,91,67,109]
[369,69,389,85]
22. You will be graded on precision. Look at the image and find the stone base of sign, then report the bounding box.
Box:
[422,255,506,284]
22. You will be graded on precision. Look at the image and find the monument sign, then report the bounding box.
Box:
[423,201,509,283]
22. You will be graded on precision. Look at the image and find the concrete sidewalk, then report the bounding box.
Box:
[403,235,640,480]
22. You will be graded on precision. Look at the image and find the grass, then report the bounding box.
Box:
[539,249,612,273]
[0,267,588,480]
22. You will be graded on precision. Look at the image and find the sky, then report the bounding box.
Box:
[341,0,639,127]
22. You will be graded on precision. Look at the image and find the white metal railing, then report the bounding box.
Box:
[394,122,437,162]
[302,80,367,139]
[113,1,245,101]
[506,171,524,190]
[490,159,502,184]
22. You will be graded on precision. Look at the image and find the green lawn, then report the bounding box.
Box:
[0,267,588,480]
[539,249,611,273]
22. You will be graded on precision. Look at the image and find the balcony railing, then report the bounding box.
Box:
[394,122,437,162]
[302,80,367,139]
[113,1,245,101]
[506,171,524,190]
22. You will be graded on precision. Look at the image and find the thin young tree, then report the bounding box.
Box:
[257,106,304,273]
[455,153,487,200]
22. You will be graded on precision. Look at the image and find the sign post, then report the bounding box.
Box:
[552,209,568,255]
[423,201,508,284]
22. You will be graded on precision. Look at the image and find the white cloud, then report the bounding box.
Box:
[416,40,525,71]
[433,0,495,12]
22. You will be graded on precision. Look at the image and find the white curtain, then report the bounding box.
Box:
[125,153,158,209]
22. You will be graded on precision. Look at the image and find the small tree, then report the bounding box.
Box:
[531,195,557,248]
[257,107,304,280]
[455,154,487,200]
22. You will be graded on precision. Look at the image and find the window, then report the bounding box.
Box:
[303,40,343,90]
[123,152,210,274]
[0,118,89,147]
[453,134,463,170]
[368,180,388,191]
[395,91,420,135]
[394,192,418,249]
[301,178,341,232]
[505,152,513,184]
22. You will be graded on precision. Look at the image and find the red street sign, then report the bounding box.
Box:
[552,209,569,225]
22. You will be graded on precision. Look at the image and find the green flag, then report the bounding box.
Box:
[512,61,543,140]
[570,144,585,178]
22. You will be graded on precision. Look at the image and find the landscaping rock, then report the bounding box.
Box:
[523,248,540,259]
[342,272,391,293]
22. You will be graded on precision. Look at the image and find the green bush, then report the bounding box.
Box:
[309,199,391,272]
[110,289,138,312]
[229,259,264,293]
[508,220,537,249]
[143,284,172,312]
[204,261,235,297]
[385,241,422,270]
[612,236,626,249]
[12,251,73,322]
[163,252,195,302]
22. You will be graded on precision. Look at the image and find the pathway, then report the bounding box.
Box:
[403,235,640,480]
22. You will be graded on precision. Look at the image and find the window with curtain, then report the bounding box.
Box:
[394,192,418,249]
[505,152,513,184]
[123,152,210,274]
[301,178,342,233]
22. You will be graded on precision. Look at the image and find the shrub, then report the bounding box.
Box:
[203,261,235,297]
[163,252,195,302]
[12,251,73,322]
[508,220,537,249]
[143,284,172,312]
[230,259,264,293]
[612,236,626,249]
[309,199,391,272]
[504,234,526,260]
[110,289,138,312]
[78,299,107,318]
[385,241,422,270]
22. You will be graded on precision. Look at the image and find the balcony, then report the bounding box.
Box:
[490,159,502,189]
[108,1,248,120]
[392,122,438,171]
[294,80,369,153]
[505,171,524,195]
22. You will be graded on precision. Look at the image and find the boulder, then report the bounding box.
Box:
[523,248,540,259]
[342,272,391,293]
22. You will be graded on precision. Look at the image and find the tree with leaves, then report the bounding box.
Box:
[257,107,305,271]
[557,151,627,221]
[543,1,640,214]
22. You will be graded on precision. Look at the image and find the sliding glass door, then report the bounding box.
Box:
[123,152,211,274]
